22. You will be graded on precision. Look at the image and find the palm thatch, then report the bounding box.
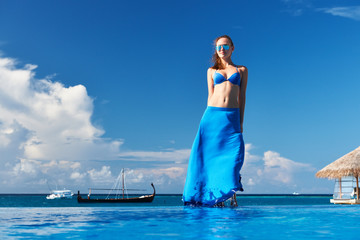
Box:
[316,146,360,179]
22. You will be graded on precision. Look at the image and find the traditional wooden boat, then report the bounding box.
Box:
[77,169,155,203]
[77,183,155,203]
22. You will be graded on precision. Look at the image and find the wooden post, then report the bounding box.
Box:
[356,176,359,201]
[339,178,342,199]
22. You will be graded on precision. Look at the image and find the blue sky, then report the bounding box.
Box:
[0,0,359,194]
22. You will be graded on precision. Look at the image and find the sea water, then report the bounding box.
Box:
[1,195,359,239]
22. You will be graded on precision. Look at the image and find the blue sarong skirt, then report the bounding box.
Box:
[183,106,244,206]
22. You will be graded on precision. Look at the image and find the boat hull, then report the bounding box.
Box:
[77,195,154,203]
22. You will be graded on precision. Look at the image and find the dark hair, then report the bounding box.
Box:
[211,35,234,70]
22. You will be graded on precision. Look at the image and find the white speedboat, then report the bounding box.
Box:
[46,189,74,199]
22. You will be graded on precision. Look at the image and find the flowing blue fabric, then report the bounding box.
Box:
[183,106,244,206]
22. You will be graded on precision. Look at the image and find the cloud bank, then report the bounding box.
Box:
[0,56,191,193]
[242,144,315,193]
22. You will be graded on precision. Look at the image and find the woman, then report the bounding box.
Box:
[183,35,248,207]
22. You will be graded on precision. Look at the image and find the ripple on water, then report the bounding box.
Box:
[0,206,360,239]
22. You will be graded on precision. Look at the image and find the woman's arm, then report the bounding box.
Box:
[238,66,248,133]
[207,68,214,105]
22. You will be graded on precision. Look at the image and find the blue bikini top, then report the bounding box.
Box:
[213,68,241,86]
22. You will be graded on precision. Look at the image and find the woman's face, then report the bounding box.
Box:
[216,38,234,59]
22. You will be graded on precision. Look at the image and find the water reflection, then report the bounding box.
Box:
[181,206,265,239]
[1,206,360,239]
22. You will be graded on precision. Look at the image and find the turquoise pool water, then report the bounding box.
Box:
[1,195,359,239]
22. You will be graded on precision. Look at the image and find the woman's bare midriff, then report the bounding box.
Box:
[208,81,240,108]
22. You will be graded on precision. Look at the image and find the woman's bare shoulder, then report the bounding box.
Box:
[207,67,216,75]
[236,65,248,72]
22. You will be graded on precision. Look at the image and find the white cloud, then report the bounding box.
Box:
[13,158,39,175]
[125,169,144,183]
[318,6,360,21]
[244,143,262,163]
[241,146,315,193]
[247,178,255,186]
[154,167,186,179]
[118,149,191,163]
[0,56,123,164]
[261,150,313,184]
[70,171,86,180]
[263,151,309,170]
[281,0,312,16]
[87,166,112,183]
[282,1,360,20]
[109,167,189,193]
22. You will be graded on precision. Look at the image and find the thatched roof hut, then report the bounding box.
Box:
[316,146,360,179]
[316,146,360,204]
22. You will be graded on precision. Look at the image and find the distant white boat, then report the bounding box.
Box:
[292,192,300,195]
[46,189,73,199]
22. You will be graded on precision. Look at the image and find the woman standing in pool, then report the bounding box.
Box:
[183,35,248,207]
